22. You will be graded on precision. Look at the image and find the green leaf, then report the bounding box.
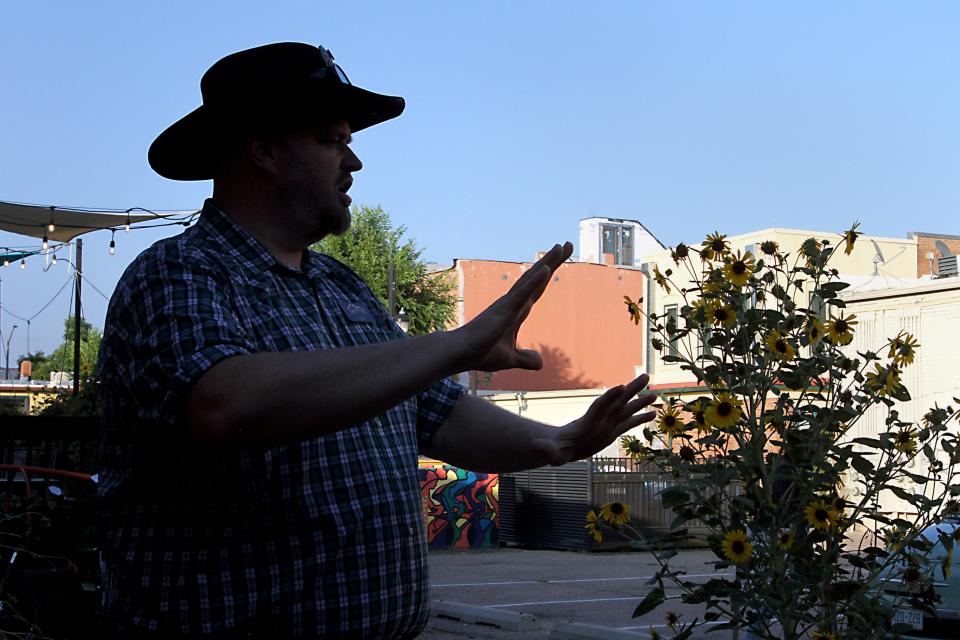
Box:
[851,455,875,477]
[632,587,665,618]
[820,281,851,293]
[660,487,690,509]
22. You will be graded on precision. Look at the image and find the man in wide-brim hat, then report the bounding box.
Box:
[98,42,655,638]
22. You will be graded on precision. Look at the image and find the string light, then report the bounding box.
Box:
[125,213,131,233]
[20,258,26,270]
[109,230,116,255]
[47,208,56,233]
[51,253,57,266]
[42,234,49,251]
[2,259,8,268]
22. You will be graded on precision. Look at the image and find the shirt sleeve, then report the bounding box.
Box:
[100,247,254,428]
[415,376,467,451]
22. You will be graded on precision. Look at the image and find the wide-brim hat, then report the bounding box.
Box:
[148,42,405,181]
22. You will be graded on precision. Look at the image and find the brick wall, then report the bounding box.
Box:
[914,233,960,276]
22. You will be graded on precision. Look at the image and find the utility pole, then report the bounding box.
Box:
[387,256,396,319]
[3,325,17,382]
[73,238,82,396]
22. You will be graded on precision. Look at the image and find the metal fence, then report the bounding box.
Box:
[499,457,740,551]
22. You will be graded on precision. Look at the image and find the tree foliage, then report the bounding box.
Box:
[30,317,102,382]
[312,205,456,335]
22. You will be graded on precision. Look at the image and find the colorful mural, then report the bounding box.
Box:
[418,464,499,550]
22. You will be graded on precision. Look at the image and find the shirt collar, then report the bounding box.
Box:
[196,199,331,278]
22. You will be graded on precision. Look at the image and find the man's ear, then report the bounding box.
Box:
[246,131,283,176]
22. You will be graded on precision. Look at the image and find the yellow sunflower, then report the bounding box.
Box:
[722,251,755,288]
[843,221,861,256]
[826,313,858,346]
[800,238,823,268]
[721,529,753,564]
[705,392,743,431]
[657,405,685,438]
[600,501,631,527]
[804,500,837,530]
[585,510,603,542]
[685,399,709,433]
[624,295,642,325]
[893,428,917,454]
[620,435,647,461]
[653,265,672,294]
[810,631,838,640]
[776,531,794,550]
[831,496,847,520]
[765,330,796,362]
[706,303,737,329]
[888,332,919,367]
[806,317,825,346]
[865,363,900,397]
[701,232,730,261]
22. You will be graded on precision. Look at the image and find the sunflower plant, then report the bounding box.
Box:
[592,228,960,639]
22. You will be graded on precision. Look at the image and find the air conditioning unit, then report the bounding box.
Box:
[938,255,958,277]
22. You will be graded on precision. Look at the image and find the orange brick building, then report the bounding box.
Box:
[910,231,960,277]
[440,258,647,393]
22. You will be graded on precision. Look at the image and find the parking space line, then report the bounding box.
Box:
[619,620,728,630]
[489,596,642,608]
[433,573,731,588]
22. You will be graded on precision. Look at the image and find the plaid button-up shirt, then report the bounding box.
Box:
[98,200,465,638]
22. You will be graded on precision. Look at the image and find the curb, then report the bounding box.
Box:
[549,622,648,639]
[431,599,540,631]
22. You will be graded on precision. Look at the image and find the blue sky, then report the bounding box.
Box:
[1,2,958,358]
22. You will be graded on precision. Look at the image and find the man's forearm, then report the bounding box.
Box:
[423,394,559,473]
[187,331,463,446]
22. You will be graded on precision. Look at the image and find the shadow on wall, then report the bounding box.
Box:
[482,344,600,391]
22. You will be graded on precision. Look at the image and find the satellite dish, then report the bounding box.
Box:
[870,240,886,276]
[936,240,954,258]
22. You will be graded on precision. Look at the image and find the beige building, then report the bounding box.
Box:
[839,276,960,517]
[643,228,921,394]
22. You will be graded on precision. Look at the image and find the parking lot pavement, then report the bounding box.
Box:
[421,547,733,639]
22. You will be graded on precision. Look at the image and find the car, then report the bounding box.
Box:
[877,518,960,639]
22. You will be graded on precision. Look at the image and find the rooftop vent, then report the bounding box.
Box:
[938,255,958,278]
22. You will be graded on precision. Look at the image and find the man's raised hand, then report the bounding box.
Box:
[528,373,657,466]
[451,242,574,374]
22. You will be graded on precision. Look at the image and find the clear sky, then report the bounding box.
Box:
[1,2,958,360]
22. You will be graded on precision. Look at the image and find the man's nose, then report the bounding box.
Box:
[345,146,362,172]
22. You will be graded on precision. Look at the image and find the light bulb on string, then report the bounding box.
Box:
[125,213,131,233]
[47,208,56,233]
[3,259,8,268]
[42,234,49,251]
[20,258,26,270]
[109,231,116,255]
[51,253,57,266]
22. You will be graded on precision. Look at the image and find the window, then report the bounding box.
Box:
[809,291,825,320]
[601,224,635,266]
[699,328,713,361]
[664,304,679,359]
